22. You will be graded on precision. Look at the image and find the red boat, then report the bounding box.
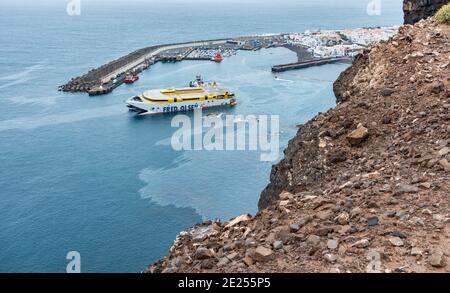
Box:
[124,74,139,84]
[213,52,223,63]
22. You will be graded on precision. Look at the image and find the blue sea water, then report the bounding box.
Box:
[0,0,403,272]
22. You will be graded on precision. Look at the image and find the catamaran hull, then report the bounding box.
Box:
[127,99,237,116]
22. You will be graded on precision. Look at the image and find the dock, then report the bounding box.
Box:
[271,57,354,72]
[60,35,287,96]
[58,27,394,96]
[62,39,232,95]
[61,34,357,95]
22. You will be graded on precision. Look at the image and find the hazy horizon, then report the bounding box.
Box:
[0,0,403,7]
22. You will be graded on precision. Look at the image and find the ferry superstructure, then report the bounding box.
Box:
[126,76,237,115]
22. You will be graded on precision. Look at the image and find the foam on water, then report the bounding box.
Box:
[8,95,62,106]
[0,64,44,81]
[138,151,263,220]
[0,105,124,132]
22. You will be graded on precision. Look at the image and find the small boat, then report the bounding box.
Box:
[124,74,139,84]
[88,85,114,96]
[212,52,223,63]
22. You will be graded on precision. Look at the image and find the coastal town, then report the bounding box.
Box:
[285,26,399,58]
[60,26,398,96]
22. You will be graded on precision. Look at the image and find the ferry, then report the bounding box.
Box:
[126,76,237,115]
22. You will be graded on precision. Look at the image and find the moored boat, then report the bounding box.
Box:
[213,52,223,63]
[124,74,139,84]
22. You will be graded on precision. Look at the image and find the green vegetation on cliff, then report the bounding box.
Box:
[435,3,450,24]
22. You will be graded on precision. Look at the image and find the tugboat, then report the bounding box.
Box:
[124,73,139,84]
[126,76,237,115]
[212,52,223,63]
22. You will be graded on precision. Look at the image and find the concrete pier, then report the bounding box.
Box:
[271,57,353,72]
[61,39,232,94]
[60,34,287,95]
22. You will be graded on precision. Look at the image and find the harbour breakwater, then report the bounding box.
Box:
[271,56,354,73]
[60,32,370,96]
[272,45,354,73]
[59,35,286,96]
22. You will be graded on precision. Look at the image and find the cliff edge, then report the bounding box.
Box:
[146,19,449,273]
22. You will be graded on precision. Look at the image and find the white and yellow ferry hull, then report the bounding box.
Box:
[127,83,236,115]
[127,97,237,115]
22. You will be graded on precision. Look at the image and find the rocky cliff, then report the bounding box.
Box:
[404,0,449,24]
[146,18,449,273]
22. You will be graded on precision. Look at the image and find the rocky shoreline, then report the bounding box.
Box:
[145,15,449,273]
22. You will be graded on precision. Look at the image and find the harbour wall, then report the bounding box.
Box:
[60,35,285,95]
[271,57,354,73]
